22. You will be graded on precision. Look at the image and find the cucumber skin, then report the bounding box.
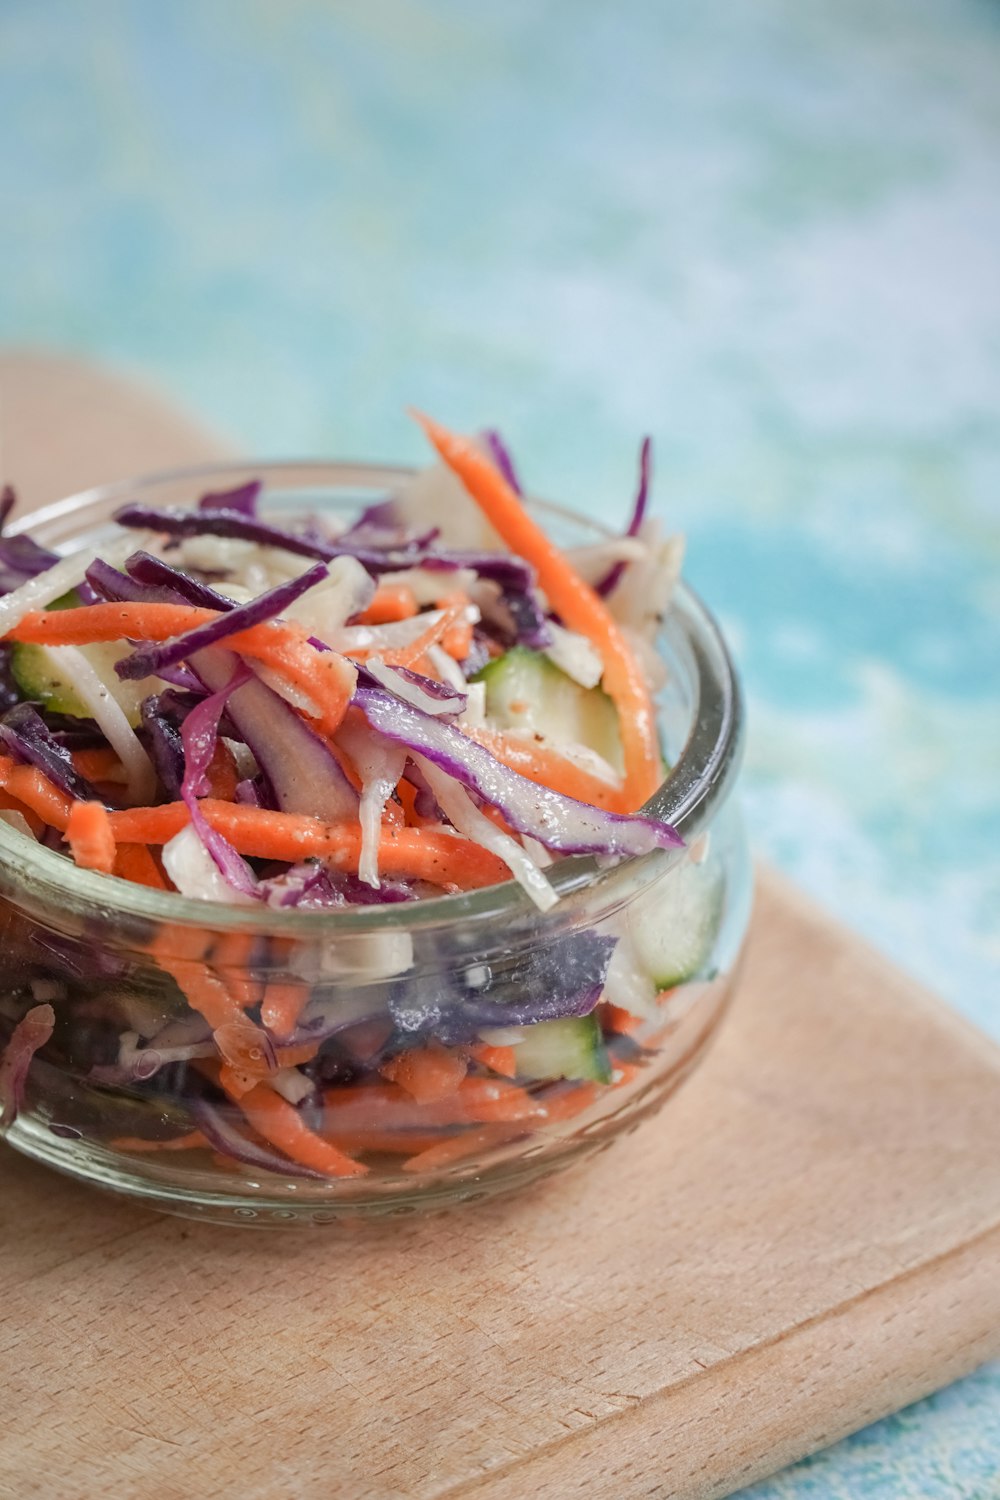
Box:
[10,642,89,717]
[472,647,623,771]
[513,1014,613,1085]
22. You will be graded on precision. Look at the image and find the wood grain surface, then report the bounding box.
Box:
[1,354,998,1500]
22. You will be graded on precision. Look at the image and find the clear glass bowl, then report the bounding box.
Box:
[0,462,752,1224]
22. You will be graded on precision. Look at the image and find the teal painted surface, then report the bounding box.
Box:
[1,2,998,1492]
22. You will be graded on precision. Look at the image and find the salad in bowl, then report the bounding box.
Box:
[0,416,750,1222]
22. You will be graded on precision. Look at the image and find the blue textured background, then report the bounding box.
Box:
[1,2,998,1493]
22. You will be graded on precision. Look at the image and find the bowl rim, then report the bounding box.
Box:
[0,458,744,936]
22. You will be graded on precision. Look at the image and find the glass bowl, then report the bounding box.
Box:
[0,461,751,1224]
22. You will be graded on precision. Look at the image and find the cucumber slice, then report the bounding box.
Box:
[11,641,154,728]
[628,857,723,990]
[512,1014,612,1084]
[473,647,623,772]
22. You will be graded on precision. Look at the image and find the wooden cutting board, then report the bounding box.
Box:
[1,353,998,1500]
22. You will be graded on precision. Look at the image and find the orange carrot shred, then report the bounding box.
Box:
[233,1083,368,1178]
[470,1043,518,1079]
[411,412,662,808]
[381,1043,468,1103]
[401,1124,525,1174]
[66,800,116,874]
[357,583,419,625]
[113,842,170,889]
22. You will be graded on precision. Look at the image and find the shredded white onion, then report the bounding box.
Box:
[415,756,557,913]
[427,644,467,693]
[521,835,555,869]
[395,452,506,550]
[249,661,321,715]
[161,825,258,905]
[458,681,487,730]
[224,738,259,782]
[46,644,156,805]
[564,537,648,586]
[0,538,130,636]
[286,556,376,639]
[600,932,660,1022]
[606,523,684,639]
[336,716,407,888]
[268,1067,314,1106]
[365,655,463,718]
[175,535,312,591]
[543,622,603,689]
[378,566,478,606]
[477,1026,529,1047]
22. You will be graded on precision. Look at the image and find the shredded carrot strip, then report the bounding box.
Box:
[539,1082,601,1122]
[72,747,126,783]
[322,1077,547,1131]
[0,756,73,829]
[209,931,265,1011]
[7,601,214,645]
[322,1130,452,1157]
[204,741,239,801]
[66,800,115,874]
[113,842,170,889]
[260,980,310,1041]
[401,1124,525,1174]
[233,1083,367,1178]
[7,604,355,737]
[412,412,661,808]
[107,800,509,889]
[380,1043,468,1103]
[383,601,466,669]
[153,952,246,1032]
[434,589,473,659]
[0,788,44,837]
[464,726,627,812]
[601,1002,643,1037]
[470,1043,518,1078]
[357,583,418,625]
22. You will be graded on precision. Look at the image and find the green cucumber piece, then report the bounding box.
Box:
[11,642,89,717]
[11,640,153,728]
[473,646,623,772]
[513,1014,612,1084]
[628,857,723,990]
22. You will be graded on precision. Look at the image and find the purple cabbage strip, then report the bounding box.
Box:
[126,551,237,610]
[433,982,606,1046]
[0,703,100,801]
[257,862,414,909]
[356,659,467,714]
[114,502,550,649]
[0,485,60,595]
[186,1094,328,1180]
[400,759,443,822]
[235,776,264,808]
[353,687,682,857]
[482,429,523,495]
[30,929,128,981]
[197,478,261,516]
[140,691,199,799]
[115,562,328,681]
[86,552,235,611]
[594,436,652,598]
[0,1003,55,1125]
[179,664,261,898]
[194,648,358,823]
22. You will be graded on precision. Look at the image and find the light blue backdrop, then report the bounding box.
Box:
[1,2,998,1493]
